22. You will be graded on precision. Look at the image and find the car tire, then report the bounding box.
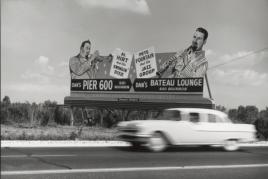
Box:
[223,139,239,151]
[147,132,167,152]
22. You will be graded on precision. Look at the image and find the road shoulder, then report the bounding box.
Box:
[1,140,268,148]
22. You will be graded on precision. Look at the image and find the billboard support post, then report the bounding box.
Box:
[70,107,74,126]
[205,74,213,100]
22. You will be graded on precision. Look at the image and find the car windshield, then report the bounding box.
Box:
[156,110,181,121]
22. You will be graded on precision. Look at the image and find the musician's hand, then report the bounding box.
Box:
[108,54,113,61]
[156,71,162,78]
[160,63,166,69]
[176,50,184,58]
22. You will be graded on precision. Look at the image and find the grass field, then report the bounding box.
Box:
[1,124,117,140]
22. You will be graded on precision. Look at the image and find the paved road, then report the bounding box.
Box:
[1,146,268,179]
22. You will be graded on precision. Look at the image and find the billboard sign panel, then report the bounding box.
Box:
[71,79,132,91]
[109,49,132,79]
[133,78,203,92]
[134,47,158,79]
[69,47,205,93]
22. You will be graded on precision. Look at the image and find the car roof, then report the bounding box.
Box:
[167,108,227,117]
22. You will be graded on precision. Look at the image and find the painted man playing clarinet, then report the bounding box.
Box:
[157,27,208,78]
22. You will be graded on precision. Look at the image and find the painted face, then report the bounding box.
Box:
[81,43,91,57]
[191,31,206,51]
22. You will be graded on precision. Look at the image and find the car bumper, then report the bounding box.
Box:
[117,133,150,144]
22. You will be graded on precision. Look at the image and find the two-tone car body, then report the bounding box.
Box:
[117,108,256,152]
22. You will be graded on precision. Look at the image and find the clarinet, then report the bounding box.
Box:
[156,54,180,78]
[156,46,192,78]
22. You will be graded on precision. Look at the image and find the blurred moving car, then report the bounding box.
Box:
[117,108,256,152]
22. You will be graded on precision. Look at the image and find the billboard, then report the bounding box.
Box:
[69,47,204,93]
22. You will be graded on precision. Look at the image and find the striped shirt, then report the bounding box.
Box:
[172,49,207,78]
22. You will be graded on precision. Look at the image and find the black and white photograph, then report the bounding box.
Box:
[1,0,268,178]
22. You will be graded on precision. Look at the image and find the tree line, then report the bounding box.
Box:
[216,105,268,140]
[0,96,149,128]
[1,96,268,139]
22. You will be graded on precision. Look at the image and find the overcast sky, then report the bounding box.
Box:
[1,0,268,109]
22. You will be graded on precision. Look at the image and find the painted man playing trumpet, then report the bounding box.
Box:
[69,39,112,79]
[157,27,208,78]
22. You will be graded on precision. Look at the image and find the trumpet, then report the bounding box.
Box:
[94,54,113,62]
[89,54,113,64]
[86,54,113,79]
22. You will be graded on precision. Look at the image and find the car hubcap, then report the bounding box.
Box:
[148,133,166,152]
[224,140,239,151]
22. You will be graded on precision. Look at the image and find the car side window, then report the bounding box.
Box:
[189,113,200,123]
[158,110,181,121]
[168,110,181,121]
[208,114,223,123]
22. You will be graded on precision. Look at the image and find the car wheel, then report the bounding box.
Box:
[223,139,239,151]
[147,132,167,152]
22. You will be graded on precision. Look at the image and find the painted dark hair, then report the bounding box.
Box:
[80,40,91,49]
[196,27,208,41]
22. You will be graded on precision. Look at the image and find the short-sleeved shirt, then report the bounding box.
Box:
[69,54,92,79]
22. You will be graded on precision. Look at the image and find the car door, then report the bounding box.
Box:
[193,113,229,144]
[184,112,207,143]
[160,111,194,144]
[171,112,202,144]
